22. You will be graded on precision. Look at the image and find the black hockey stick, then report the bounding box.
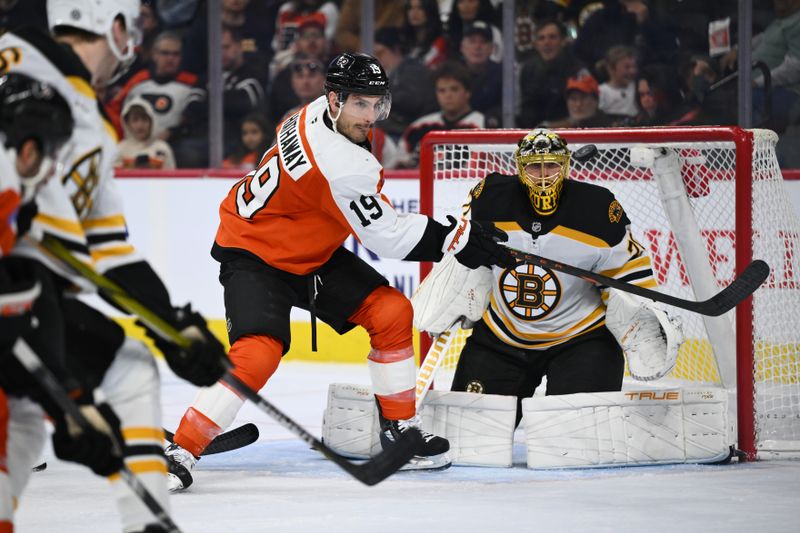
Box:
[12,338,182,533]
[39,236,423,486]
[507,247,770,317]
[164,423,259,456]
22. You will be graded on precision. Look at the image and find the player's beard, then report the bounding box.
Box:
[340,119,372,144]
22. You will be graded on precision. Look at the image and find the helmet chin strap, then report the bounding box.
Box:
[326,94,344,134]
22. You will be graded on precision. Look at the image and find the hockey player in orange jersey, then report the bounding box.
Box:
[165,52,515,490]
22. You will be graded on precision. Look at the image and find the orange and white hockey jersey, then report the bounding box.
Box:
[213,95,433,275]
[0,28,140,285]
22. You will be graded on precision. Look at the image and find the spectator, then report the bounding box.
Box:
[635,65,699,126]
[445,0,503,62]
[373,26,437,138]
[177,26,268,161]
[517,19,587,128]
[335,0,405,52]
[574,0,679,69]
[720,0,800,125]
[541,74,614,128]
[270,14,333,82]
[678,55,732,125]
[398,61,485,167]
[460,21,502,126]
[597,45,639,119]
[106,31,203,140]
[280,55,328,120]
[115,97,177,170]
[403,0,449,69]
[272,0,339,54]
[269,55,326,123]
[223,113,274,170]
[182,0,277,79]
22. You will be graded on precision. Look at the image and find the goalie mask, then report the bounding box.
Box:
[515,129,571,216]
[325,52,392,124]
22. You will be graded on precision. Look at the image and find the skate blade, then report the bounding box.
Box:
[399,452,452,471]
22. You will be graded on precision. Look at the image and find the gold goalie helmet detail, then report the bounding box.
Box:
[515,129,571,216]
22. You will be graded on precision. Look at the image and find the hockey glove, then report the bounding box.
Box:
[0,258,41,351]
[52,400,125,477]
[140,304,229,387]
[442,216,515,269]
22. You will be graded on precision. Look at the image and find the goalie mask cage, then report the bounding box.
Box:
[418,127,800,461]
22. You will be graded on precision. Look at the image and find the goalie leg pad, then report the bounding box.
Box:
[321,383,381,459]
[420,390,516,467]
[522,388,730,469]
[321,384,516,467]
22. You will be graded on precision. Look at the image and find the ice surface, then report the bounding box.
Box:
[14,361,800,532]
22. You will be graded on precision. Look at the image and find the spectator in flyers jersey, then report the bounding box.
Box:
[162,52,515,492]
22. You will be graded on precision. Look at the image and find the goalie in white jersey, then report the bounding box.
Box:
[0,2,229,531]
[430,129,678,424]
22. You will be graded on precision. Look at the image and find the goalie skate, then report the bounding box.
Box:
[379,414,451,471]
[165,443,197,492]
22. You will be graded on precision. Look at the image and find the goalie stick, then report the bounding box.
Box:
[415,324,459,408]
[39,235,423,486]
[12,338,182,533]
[164,423,259,456]
[507,247,770,317]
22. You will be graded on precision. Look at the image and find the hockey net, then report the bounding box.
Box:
[418,127,800,460]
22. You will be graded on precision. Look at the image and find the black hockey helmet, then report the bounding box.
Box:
[325,52,390,97]
[0,72,73,160]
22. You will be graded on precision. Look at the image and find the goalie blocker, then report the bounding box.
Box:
[322,384,731,469]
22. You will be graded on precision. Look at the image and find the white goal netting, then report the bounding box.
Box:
[419,127,800,458]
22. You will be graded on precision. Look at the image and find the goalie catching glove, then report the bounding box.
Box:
[604,289,684,381]
[441,216,515,269]
[139,304,230,387]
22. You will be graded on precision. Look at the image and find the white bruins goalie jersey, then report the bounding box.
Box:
[466,173,656,350]
[0,28,140,285]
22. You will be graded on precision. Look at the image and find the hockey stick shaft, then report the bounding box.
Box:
[12,338,182,533]
[40,236,421,486]
[507,248,770,317]
[415,325,458,408]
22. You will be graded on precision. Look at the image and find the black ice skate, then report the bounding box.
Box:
[165,443,197,492]
[379,412,451,471]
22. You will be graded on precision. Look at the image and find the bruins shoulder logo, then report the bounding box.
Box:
[470,178,486,199]
[608,199,623,223]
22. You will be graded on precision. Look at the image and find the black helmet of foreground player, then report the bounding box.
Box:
[325,52,392,129]
[515,128,571,216]
[0,72,73,202]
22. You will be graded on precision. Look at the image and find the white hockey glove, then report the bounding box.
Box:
[604,289,684,381]
[412,252,493,335]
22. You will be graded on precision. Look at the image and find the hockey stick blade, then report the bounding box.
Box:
[221,373,423,486]
[164,423,259,456]
[508,248,770,317]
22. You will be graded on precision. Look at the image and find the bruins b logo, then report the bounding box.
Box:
[499,263,561,320]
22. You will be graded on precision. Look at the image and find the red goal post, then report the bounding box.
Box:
[418,126,800,461]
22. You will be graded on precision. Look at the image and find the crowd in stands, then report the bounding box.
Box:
[2,0,798,169]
